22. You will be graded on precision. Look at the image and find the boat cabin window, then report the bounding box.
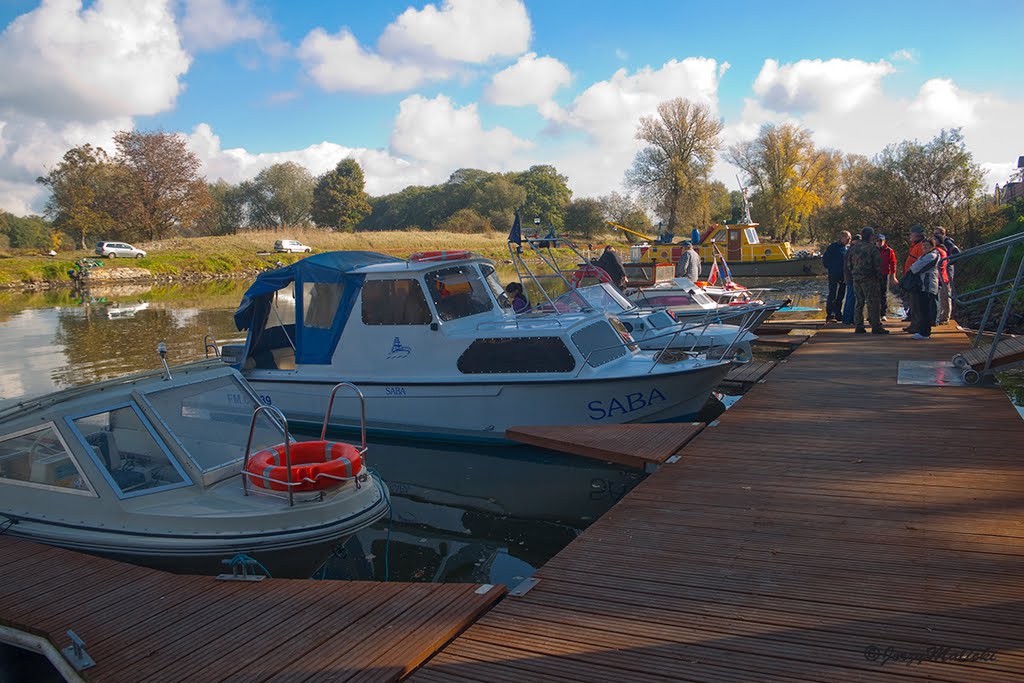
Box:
[744,227,759,245]
[480,264,510,308]
[246,289,296,370]
[361,279,432,325]
[571,320,628,367]
[0,424,93,495]
[70,404,190,498]
[303,282,345,329]
[142,375,283,474]
[424,266,494,321]
[458,337,576,374]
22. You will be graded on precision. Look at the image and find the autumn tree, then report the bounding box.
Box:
[36,144,125,249]
[114,130,211,240]
[625,98,722,232]
[726,123,843,242]
[311,158,372,231]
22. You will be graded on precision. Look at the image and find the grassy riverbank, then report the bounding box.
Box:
[0,228,619,288]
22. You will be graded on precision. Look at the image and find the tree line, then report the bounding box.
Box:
[1,105,1015,253]
[627,98,999,247]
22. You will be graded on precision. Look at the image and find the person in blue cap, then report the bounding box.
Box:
[675,240,701,282]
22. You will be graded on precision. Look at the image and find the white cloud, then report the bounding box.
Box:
[615,48,628,61]
[543,58,725,197]
[186,123,434,196]
[0,114,128,215]
[378,0,530,63]
[753,58,894,114]
[729,58,1021,192]
[390,94,532,168]
[179,0,270,51]
[890,48,917,63]
[909,78,979,127]
[297,27,443,94]
[485,53,570,106]
[0,0,190,122]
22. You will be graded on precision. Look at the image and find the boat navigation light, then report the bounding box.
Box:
[157,341,172,381]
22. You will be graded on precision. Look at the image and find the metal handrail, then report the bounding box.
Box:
[242,405,295,506]
[321,382,367,451]
[203,334,220,358]
[947,230,1024,375]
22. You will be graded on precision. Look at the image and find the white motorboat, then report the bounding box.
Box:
[222,251,732,443]
[533,282,757,363]
[626,276,785,327]
[0,358,389,577]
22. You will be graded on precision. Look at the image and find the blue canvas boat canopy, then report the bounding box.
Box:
[234,251,403,365]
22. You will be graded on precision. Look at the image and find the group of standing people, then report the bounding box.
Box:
[823,225,959,338]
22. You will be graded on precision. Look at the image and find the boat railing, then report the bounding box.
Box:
[944,230,1024,380]
[321,382,367,454]
[242,405,297,507]
[203,334,220,358]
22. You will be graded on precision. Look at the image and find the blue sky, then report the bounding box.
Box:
[0,0,1021,216]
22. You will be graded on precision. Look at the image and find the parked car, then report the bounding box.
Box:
[95,241,146,258]
[274,239,312,253]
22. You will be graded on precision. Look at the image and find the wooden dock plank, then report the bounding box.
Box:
[413,322,1024,682]
[0,537,504,682]
[505,422,704,468]
[721,360,777,386]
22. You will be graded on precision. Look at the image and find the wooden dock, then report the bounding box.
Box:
[720,359,778,388]
[413,322,1024,681]
[0,536,503,682]
[505,423,704,469]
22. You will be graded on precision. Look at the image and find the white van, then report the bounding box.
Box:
[274,240,312,253]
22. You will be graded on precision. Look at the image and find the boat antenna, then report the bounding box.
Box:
[157,341,172,380]
[736,175,753,224]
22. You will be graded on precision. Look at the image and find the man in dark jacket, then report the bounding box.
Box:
[595,245,627,290]
[822,230,851,322]
[933,226,960,324]
[845,226,888,334]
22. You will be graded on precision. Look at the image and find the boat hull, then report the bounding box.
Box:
[3,485,390,578]
[718,257,825,277]
[243,361,733,444]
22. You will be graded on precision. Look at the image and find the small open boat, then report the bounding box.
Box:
[0,357,389,577]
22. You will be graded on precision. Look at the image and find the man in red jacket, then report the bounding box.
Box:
[876,234,898,320]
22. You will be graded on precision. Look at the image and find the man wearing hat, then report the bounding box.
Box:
[845,226,888,334]
[675,240,702,282]
[875,233,898,320]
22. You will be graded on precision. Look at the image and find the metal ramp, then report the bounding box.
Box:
[946,230,1024,383]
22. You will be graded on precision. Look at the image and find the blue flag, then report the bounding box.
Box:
[508,211,522,245]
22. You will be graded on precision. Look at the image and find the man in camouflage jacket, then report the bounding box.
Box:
[844,226,888,334]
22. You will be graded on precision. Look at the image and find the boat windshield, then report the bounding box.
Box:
[576,284,635,313]
[424,266,495,321]
[70,404,191,499]
[142,375,284,474]
[480,264,511,309]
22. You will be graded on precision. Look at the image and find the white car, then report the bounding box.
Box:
[95,241,146,258]
[274,239,312,253]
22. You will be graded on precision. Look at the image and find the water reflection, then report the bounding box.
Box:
[315,437,644,584]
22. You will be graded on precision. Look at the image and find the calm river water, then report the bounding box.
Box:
[0,276,828,585]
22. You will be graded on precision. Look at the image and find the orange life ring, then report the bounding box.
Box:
[246,440,363,492]
[569,265,613,288]
[409,250,472,262]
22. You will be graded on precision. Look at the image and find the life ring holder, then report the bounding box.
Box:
[242,383,368,506]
